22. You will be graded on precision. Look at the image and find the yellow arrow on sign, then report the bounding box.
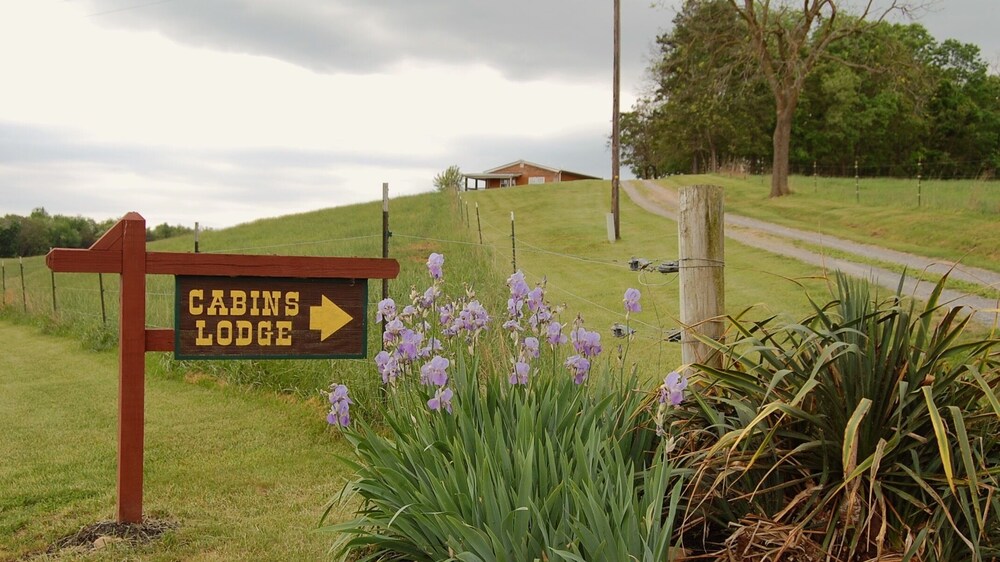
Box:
[309,296,353,341]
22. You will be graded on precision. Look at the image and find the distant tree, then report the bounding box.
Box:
[434,165,464,192]
[0,215,21,258]
[725,0,913,197]
[924,39,1000,176]
[148,222,193,241]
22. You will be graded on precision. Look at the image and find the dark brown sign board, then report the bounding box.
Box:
[175,276,367,359]
[45,212,399,523]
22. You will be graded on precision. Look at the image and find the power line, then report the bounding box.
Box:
[84,0,176,18]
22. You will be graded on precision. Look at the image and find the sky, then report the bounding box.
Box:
[1,0,997,229]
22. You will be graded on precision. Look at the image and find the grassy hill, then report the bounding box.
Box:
[3,174,994,558]
[652,173,1000,273]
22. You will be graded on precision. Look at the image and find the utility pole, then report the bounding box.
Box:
[611,0,621,240]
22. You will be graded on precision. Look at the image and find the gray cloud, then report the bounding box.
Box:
[79,0,675,86]
[79,0,999,90]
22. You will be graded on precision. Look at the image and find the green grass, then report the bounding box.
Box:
[0,322,356,561]
[0,192,503,420]
[2,177,995,558]
[649,173,1000,273]
[464,180,844,376]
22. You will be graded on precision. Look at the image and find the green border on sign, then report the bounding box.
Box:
[173,276,369,361]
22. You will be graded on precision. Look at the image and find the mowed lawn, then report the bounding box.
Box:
[650,174,1000,273]
[0,322,352,561]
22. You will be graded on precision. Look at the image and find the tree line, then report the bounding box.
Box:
[0,208,193,258]
[622,0,1000,186]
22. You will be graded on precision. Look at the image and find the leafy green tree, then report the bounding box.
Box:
[924,40,1000,176]
[726,0,910,196]
[621,0,771,176]
[433,165,464,192]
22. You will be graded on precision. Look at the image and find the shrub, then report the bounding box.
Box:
[683,273,1000,561]
[320,255,686,561]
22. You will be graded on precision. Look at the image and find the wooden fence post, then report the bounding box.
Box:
[118,213,147,523]
[678,185,725,371]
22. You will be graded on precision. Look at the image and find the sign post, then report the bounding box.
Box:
[46,212,399,523]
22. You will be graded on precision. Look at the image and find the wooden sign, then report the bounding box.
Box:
[175,276,367,359]
[45,212,399,523]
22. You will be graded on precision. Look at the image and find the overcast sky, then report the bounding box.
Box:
[1,0,996,228]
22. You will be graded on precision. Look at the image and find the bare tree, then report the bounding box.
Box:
[726,0,915,197]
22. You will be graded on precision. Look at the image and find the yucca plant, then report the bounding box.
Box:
[682,273,1000,561]
[320,256,687,561]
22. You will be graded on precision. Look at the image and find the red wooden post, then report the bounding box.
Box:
[118,213,146,523]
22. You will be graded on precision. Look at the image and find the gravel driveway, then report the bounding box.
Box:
[624,179,1000,329]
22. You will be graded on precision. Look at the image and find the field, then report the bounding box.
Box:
[2,174,997,559]
[667,173,1000,273]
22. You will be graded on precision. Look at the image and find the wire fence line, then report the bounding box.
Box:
[1,201,693,344]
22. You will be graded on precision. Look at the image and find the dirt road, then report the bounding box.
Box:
[624,179,999,329]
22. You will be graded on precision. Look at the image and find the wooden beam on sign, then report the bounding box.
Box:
[145,329,175,352]
[46,249,122,274]
[91,217,127,251]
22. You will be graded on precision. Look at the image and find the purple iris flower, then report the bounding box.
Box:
[420,355,450,386]
[529,307,553,330]
[526,287,545,311]
[453,300,490,334]
[659,371,688,406]
[571,327,602,358]
[523,337,540,359]
[419,286,440,309]
[397,329,424,361]
[383,318,405,343]
[427,253,445,280]
[507,270,530,299]
[427,386,454,414]
[546,322,567,346]
[376,298,396,323]
[374,350,400,384]
[509,361,530,385]
[326,384,353,427]
[565,355,591,385]
[623,288,641,313]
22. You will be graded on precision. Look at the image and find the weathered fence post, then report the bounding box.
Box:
[678,185,725,371]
